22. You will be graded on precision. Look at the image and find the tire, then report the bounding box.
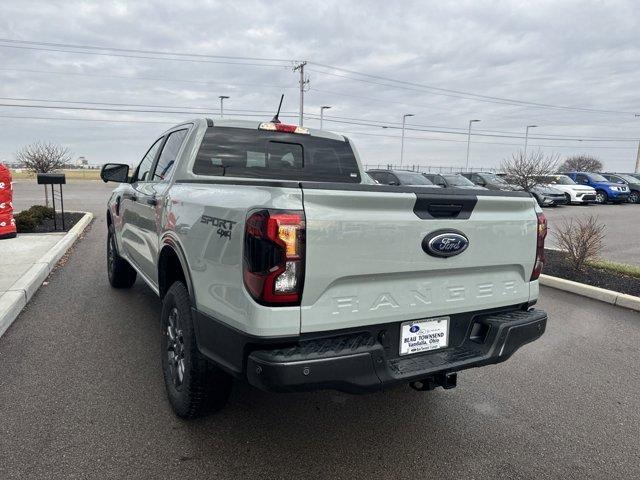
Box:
[629,191,640,204]
[564,193,573,205]
[107,224,137,288]
[594,190,608,204]
[161,281,232,418]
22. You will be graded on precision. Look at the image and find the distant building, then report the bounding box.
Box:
[75,156,89,168]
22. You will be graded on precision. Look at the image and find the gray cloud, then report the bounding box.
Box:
[0,0,639,171]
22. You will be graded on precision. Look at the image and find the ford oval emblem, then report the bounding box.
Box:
[410,325,420,333]
[422,230,469,258]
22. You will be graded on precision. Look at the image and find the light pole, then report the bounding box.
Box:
[465,119,481,170]
[400,114,414,166]
[524,124,538,157]
[320,105,331,129]
[219,95,229,118]
[635,114,640,173]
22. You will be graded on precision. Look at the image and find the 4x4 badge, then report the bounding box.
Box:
[201,215,236,239]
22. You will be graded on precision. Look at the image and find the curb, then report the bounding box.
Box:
[539,274,640,312]
[0,211,94,338]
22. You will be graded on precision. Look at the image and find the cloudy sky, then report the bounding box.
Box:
[1,0,639,171]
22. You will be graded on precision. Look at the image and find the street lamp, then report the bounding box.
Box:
[465,119,481,170]
[320,105,332,129]
[524,125,538,157]
[400,114,414,166]
[635,114,640,173]
[219,95,229,118]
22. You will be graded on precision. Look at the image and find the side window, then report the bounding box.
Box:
[152,129,188,181]
[370,172,392,184]
[135,138,163,182]
[576,174,588,184]
[471,174,482,184]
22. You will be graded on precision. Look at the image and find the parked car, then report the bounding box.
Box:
[563,172,630,204]
[601,173,640,204]
[529,184,568,207]
[460,172,520,191]
[366,169,441,187]
[537,174,597,205]
[422,173,488,190]
[100,118,548,418]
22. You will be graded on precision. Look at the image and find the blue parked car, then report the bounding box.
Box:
[563,172,630,204]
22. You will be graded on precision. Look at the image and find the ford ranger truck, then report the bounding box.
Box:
[100,118,548,418]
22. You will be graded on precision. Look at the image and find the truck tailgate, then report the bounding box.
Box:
[300,184,538,333]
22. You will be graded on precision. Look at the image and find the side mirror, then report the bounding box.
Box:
[617,180,625,184]
[437,182,446,188]
[476,180,486,186]
[388,180,399,186]
[101,163,129,183]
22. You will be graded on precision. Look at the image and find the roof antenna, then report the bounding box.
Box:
[271,94,284,124]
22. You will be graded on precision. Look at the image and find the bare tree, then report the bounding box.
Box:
[15,141,71,174]
[553,215,605,271]
[558,154,603,173]
[500,149,559,191]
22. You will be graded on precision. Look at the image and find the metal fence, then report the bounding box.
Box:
[363,164,503,173]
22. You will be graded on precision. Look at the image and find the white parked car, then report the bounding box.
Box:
[539,174,597,204]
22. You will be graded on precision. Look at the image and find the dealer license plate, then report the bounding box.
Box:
[399,317,449,356]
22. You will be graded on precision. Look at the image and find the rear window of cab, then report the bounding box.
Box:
[193,127,361,183]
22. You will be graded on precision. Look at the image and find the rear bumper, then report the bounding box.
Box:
[246,308,547,393]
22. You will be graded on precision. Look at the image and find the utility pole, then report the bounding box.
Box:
[320,105,331,129]
[218,95,229,118]
[524,124,538,157]
[293,61,308,126]
[635,114,640,173]
[400,114,414,166]
[465,119,481,170]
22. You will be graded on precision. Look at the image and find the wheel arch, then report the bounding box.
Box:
[158,234,196,304]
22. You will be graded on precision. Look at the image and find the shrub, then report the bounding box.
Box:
[552,215,605,271]
[500,149,559,191]
[14,205,56,233]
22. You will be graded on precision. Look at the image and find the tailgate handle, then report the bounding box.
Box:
[427,203,464,218]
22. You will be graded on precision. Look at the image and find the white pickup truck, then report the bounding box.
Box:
[101,118,548,418]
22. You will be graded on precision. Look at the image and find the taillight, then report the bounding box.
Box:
[530,211,547,280]
[258,122,310,135]
[243,209,305,306]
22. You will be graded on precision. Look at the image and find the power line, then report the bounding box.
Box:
[0,98,635,143]
[306,114,638,143]
[0,110,633,150]
[0,38,293,63]
[0,43,292,69]
[0,114,175,125]
[0,96,298,114]
[0,102,301,117]
[310,87,638,139]
[339,129,637,150]
[308,62,638,116]
[0,66,293,90]
[1,38,635,116]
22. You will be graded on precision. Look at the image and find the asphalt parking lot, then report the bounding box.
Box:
[2,180,639,479]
